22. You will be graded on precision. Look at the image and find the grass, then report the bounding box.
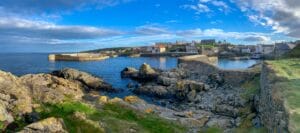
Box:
[93,103,187,133]
[241,76,260,100]
[267,58,300,132]
[196,44,216,49]
[37,102,103,133]
[35,101,186,133]
[199,126,223,133]
[233,127,267,133]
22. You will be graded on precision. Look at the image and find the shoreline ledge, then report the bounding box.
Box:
[48,53,109,61]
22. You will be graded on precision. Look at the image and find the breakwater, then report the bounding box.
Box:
[48,53,109,61]
[141,52,198,57]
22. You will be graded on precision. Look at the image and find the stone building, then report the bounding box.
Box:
[274,42,296,57]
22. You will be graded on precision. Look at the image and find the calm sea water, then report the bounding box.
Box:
[0,53,178,97]
[217,59,261,70]
[0,53,259,97]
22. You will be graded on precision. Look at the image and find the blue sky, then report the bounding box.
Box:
[0,0,299,53]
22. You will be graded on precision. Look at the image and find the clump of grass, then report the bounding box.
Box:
[199,126,223,133]
[233,127,268,133]
[94,103,187,133]
[38,102,104,133]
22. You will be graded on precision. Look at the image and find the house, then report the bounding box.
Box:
[185,43,198,53]
[201,39,216,45]
[274,42,296,57]
[256,44,275,55]
[241,47,251,54]
[151,44,166,53]
[176,40,188,45]
[232,45,243,53]
[155,42,172,48]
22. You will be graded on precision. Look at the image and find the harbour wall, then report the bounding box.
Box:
[48,53,109,61]
[178,55,260,86]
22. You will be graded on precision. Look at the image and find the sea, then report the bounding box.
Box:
[0,53,260,97]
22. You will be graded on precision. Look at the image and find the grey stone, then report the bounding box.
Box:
[52,68,114,92]
[18,117,67,133]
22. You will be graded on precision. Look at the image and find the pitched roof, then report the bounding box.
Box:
[275,43,296,50]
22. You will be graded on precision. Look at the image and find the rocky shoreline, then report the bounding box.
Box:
[121,62,263,132]
[0,55,265,132]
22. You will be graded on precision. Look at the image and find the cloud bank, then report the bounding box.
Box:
[0,0,132,15]
[234,0,300,38]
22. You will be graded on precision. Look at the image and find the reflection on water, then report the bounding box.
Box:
[159,57,167,69]
[218,59,260,70]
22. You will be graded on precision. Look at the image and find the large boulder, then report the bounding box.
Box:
[121,67,138,78]
[0,101,14,124]
[208,73,224,86]
[160,69,186,79]
[133,85,171,98]
[157,76,177,86]
[20,74,84,104]
[18,117,67,133]
[0,70,32,116]
[52,68,115,92]
[175,80,206,101]
[138,63,158,81]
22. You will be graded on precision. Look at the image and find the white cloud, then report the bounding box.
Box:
[233,0,300,38]
[200,0,211,3]
[135,25,169,35]
[211,1,230,12]
[182,3,210,13]
[243,36,270,42]
[183,0,231,14]
[177,28,271,42]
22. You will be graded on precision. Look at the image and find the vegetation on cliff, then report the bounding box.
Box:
[241,76,260,100]
[8,101,187,133]
[37,101,186,133]
[267,59,300,132]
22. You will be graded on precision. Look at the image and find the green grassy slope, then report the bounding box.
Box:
[39,102,186,133]
[267,59,300,132]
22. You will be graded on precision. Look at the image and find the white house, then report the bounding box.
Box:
[241,47,251,53]
[185,43,198,53]
[151,44,166,53]
[256,44,275,55]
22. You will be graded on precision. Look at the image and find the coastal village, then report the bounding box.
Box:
[65,39,300,61]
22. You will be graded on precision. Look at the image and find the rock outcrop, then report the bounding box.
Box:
[0,70,32,120]
[0,68,118,131]
[121,67,138,78]
[52,68,115,92]
[134,85,171,98]
[120,58,262,131]
[121,63,159,81]
[20,74,84,104]
[18,117,67,133]
[138,63,158,80]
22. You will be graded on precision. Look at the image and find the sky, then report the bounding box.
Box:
[0,0,299,53]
